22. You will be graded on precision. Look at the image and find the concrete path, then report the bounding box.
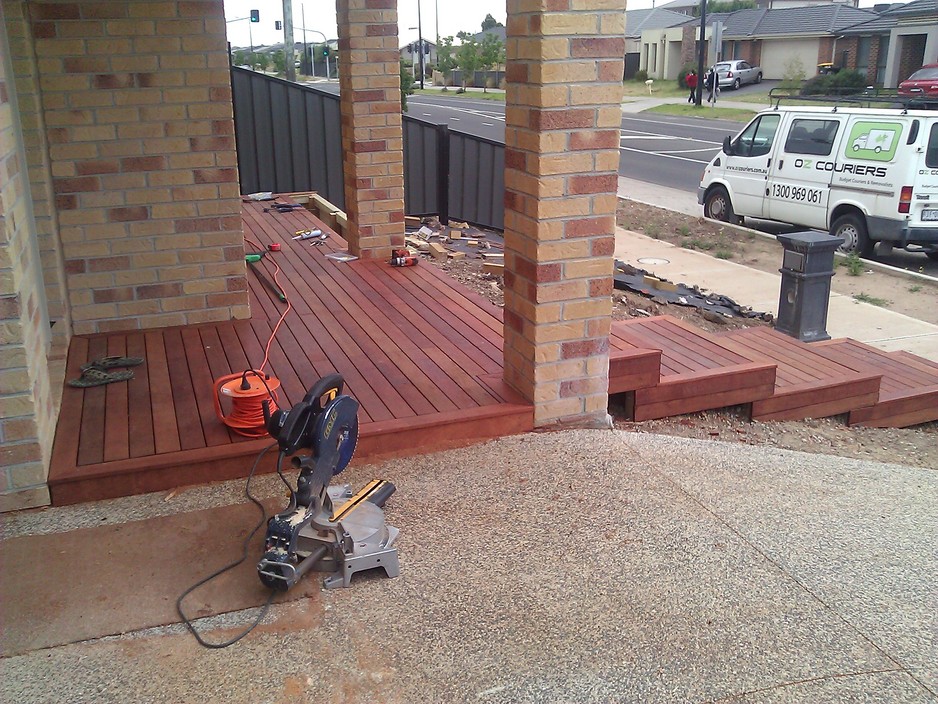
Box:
[2,431,935,702]
[615,176,938,362]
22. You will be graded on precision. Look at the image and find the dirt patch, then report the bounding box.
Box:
[420,213,938,471]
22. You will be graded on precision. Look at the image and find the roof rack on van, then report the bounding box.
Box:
[766,87,938,114]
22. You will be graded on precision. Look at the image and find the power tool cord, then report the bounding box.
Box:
[176,443,284,648]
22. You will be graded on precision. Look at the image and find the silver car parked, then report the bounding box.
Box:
[715,60,762,90]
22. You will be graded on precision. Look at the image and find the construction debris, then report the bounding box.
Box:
[614,261,770,321]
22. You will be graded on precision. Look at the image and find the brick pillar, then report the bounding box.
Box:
[502,1,625,428]
[335,0,405,260]
[1,20,56,511]
[27,0,248,335]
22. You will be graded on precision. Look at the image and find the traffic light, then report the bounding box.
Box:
[274,20,282,30]
[322,45,329,57]
[249,9,259,22]
[424,42,430,55]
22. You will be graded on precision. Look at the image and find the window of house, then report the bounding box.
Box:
[857,36,871,75]
[876,36,889,85]
[784,119,840,156]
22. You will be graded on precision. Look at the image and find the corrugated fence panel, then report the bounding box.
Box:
[231,68,504,230]
[449,132,504,231]
[402,116,439,217]
[230,67,344,209]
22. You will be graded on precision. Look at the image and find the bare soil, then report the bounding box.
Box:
[421,206,938,471]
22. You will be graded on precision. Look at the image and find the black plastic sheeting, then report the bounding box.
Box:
[613,260,769,320]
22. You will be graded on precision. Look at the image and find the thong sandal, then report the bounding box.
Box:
[80,356,145,372]
[68,368,135,388]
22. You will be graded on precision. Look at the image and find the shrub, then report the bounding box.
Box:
[634,69,648,83]
[677,64,698,89]
[801,69,867,97]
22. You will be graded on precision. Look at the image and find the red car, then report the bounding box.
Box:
[898,63,938,98]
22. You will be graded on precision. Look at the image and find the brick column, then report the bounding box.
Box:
[503,1,626,428]
[335,0,405,260]
[27,0,248,335]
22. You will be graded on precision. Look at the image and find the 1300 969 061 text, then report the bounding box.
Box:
[770,183,823,203]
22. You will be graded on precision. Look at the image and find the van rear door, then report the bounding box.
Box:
[766,116,844,228]
[914,120,938,231]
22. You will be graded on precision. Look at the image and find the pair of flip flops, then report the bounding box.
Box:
[68,356,145,388]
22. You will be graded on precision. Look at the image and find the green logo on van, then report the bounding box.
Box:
[845,122,901,162]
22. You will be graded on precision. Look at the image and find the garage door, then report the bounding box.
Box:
[760,38,821,80]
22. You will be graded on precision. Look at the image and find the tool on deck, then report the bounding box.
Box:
[263,203,305,213]
[245,252,287,302]
[259,374,400,591]
[390,248,418,267]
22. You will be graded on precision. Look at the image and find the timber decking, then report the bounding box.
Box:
[718,327,882,421]
[48,201,533,505]
[813,339,938,428]
[609,316,777,421]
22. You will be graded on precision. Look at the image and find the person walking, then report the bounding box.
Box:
[685,69,698,103]
[705,68,719,107]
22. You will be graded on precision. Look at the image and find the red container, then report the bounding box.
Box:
[268,243,281,252]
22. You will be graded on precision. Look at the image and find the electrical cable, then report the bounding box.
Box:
[176,443,282,648]
[213,229,296,437]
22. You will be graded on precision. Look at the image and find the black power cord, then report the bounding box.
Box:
[176,443,284,648]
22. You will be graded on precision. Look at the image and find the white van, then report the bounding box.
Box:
[698,106,938,259]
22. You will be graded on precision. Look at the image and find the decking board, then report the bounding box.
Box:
[48,200,534,505]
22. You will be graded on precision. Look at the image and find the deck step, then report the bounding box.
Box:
[813,339,938,428]
[717,327,882,421]
[610,316,776,421]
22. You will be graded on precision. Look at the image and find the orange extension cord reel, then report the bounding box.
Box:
[213,370,281,438]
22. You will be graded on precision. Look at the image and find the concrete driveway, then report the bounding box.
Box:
[2,429,935,703]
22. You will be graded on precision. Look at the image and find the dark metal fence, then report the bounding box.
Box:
[231,67,505,231]
[231,67,345,209]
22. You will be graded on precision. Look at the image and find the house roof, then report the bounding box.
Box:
[656,0,700,13]
[469,26,507,43]
[625,8,693,38]
[678,4,880,38]
[839,0,938,34]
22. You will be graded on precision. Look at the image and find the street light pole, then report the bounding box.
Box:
[283,0,295,82]
[417,0,424,89]
[695,0,707,106]
[301,4,310,76]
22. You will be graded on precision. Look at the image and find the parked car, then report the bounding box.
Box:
[714,60,762,90]
[898,64,938,99]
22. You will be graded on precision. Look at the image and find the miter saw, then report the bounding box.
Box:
[259,373,400,591]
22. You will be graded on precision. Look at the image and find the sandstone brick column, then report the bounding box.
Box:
[503,1,626,428]
[335,0,405,260]
[1,22,57,511]
[28,0,248,335]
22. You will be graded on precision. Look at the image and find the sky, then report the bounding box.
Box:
[224,0,888,49]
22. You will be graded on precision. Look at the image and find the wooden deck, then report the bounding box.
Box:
[813,339,938,428]
[717,327,882,421]
[609,316,777,421]
[48,201,534,505]
[48,200,938,505]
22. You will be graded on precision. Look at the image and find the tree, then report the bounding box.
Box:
[478,33,504,92]
[481,13,502,31]
[455,34,481,91]
[400,60,414,111]
[693,0,755,15]
[272,51,286,75]
[233,49,249,67]
[253,52,270,71]
[436,36,458,89]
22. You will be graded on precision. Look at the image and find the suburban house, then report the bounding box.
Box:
[837,0,938,87]
[639,4,881,81]
[624,7,690,78]
[399,39,437,78]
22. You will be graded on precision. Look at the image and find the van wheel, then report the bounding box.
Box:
[733,78,741,90]
[831,213,873,257]
[704,186,738,224]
